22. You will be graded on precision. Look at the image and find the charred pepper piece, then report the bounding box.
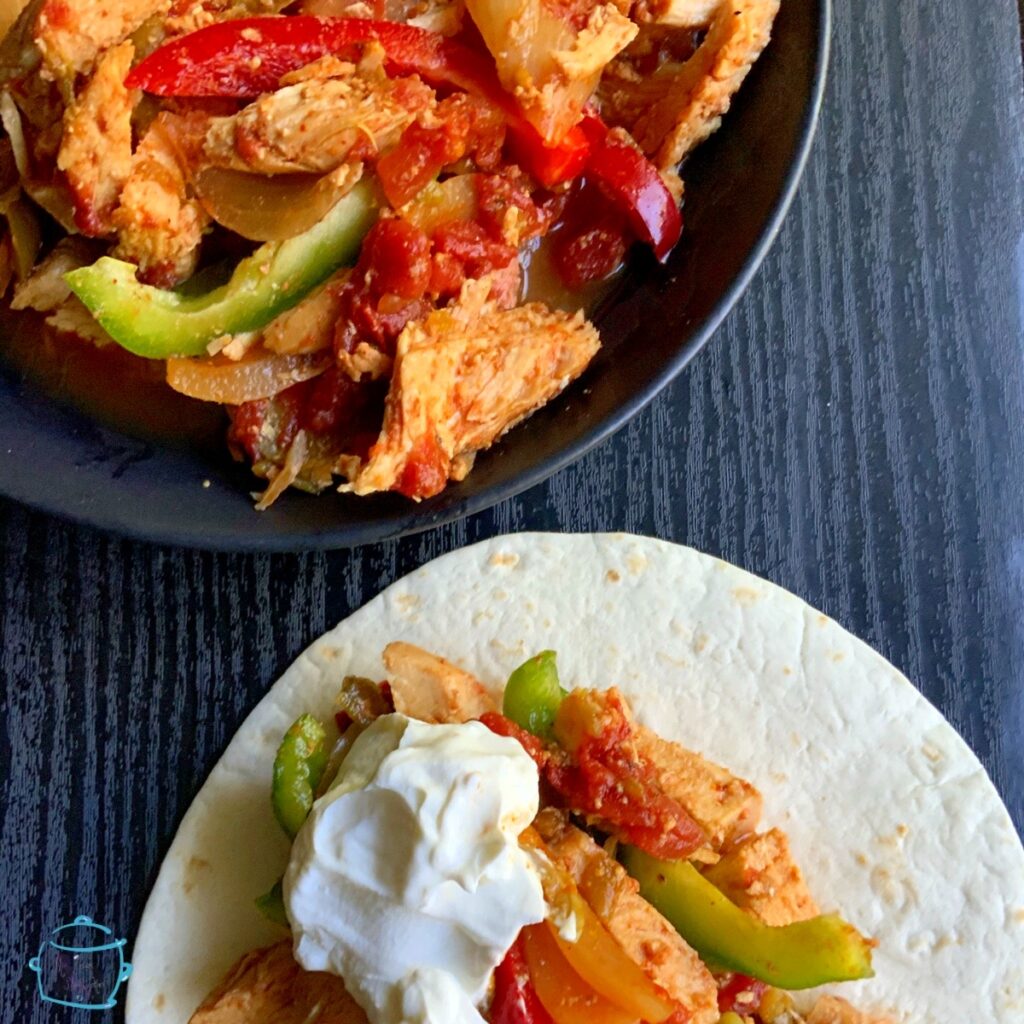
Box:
[272,713,329,838]
[621,846,875,990]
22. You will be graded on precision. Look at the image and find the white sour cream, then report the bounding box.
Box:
[284,713,546,1024]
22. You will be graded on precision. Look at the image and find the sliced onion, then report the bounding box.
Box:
[255,429,308,510]
[166,350,330,404]
[0,185,39,279]
[192,163,363,242]
[0,89,78,231]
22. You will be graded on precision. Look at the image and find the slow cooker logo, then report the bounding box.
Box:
[27,916,132,1010]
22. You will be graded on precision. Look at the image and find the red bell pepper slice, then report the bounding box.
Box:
[126,16,501,99]
[580,114,682,262]
[492,937,557,1024]
[126,16,584,186]
[507,121,589,189]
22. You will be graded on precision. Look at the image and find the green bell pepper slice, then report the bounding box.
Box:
[621,846,875,990]
[502,650,567,739]
[272,713,329,838]
[65,179,379,359]
[254,877,288,927]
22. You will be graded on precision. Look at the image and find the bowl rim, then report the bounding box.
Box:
[0,1,831,552]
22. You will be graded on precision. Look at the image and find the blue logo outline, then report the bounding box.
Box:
[27,916,133,1011]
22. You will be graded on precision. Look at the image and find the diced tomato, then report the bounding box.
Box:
[299,366,366,435]
[476,173,549,243]
[551,222,627,290]
[227,397,269,462]
[492,939,556,1024]
[396,435,450,499]
[271,381,311,451]
[378,93,506,208]
[433,220,517,279]
[481,697,704,861]
[377,122,459,209]
[548,690,705,859]
[360,220,433,301]
[717,974,767,1015]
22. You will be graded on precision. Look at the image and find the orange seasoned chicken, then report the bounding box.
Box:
[383,641,498,723]
[57,41,136,236]
[632,721,763,854]
[33,0,169,78]
[535,808,719,1024]
[113,115,211,286]
[600,0,780,168]
[467,0,636,143]
[203,61,434,175]
[189,940,368,1024]
[702,827,819,926]
[348,279,600,499]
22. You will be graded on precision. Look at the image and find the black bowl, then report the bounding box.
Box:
[0,0,830,551]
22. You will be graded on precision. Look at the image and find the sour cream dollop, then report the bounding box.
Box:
[284,713,546,1024]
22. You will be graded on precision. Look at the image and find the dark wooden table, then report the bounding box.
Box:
[3,1,1023,1021]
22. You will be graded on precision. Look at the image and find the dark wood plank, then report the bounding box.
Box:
[2,0,1024,1020]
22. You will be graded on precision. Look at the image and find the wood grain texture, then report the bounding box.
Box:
[2,1,1024,1020]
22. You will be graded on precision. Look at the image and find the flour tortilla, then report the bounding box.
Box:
[126,533,1024,1024]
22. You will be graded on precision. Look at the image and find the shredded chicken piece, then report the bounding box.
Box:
[805,996,895,1024]
[56,41,136,237]
[347,279,600,498]
[112,115,211,287]
[600,0,779,168]
[339,341,394,382]
[535,808,719,1024]
[10,236,93,312]
[551,5,638,81]
[203,66,434,175]
[481,0,636,143]
[189,940,368,1024]
[262,274,348,356]
[383,642,497,723]
[45,296,113,345]
[631,722,763,854]
[702,827,819,926]
[32,0,170,79]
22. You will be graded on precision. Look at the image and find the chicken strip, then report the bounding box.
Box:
[383,642,497,723]
[348,279,600,499]
[535,808,719,1024]
[702,827,819,926]
[57,41,136,237]
[113,114,211,286]
[632,721,762,853]
[203,63,434,175]
[190,940,367,1024]
[33,0,170,79]
[600,0,779,168]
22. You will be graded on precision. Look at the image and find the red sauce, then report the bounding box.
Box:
[480,698,705,861]
[717,974,767,1015]
[396,434,449,499]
